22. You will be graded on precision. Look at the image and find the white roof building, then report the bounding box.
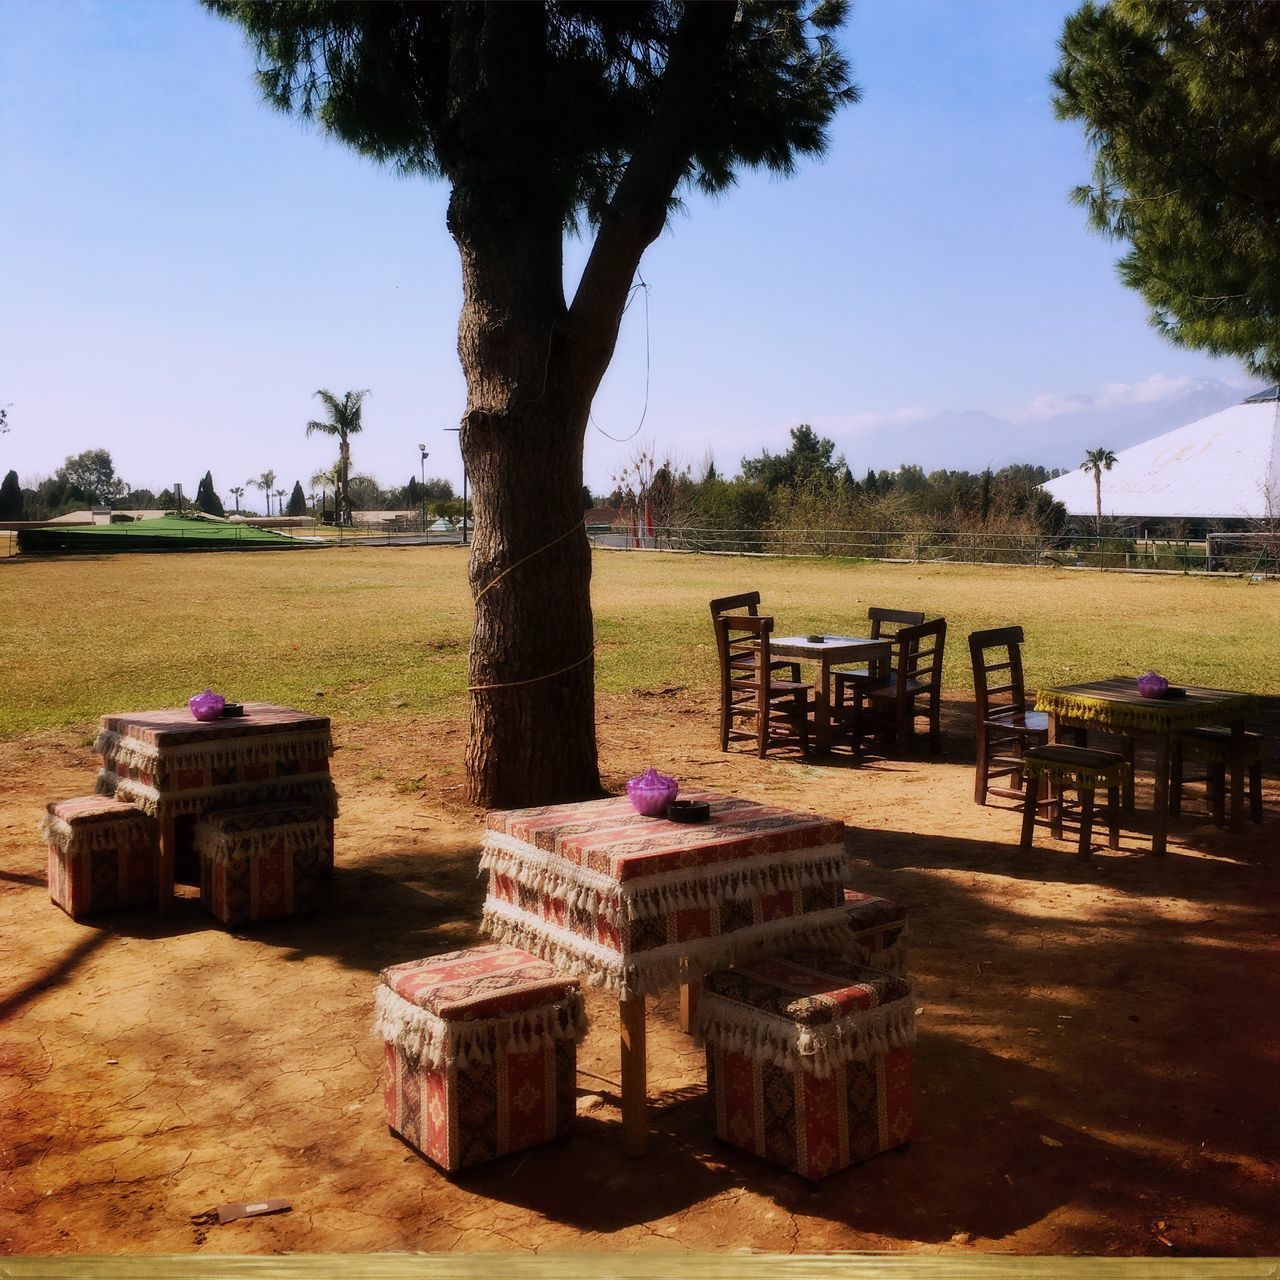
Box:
[1041,390,1280,519]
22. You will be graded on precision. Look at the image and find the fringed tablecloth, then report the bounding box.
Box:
[480,792,853,999]
[1035,680,1257,734]
[94,703,337,820]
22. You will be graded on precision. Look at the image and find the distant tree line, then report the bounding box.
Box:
[2,448,458,522]
[601,425,1072,545]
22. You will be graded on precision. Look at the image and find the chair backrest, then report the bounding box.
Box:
[968,625,1027,721]
[893,617,946,692]
[714,612,775,689]
[709,591,763,624]
[867,606,926,639]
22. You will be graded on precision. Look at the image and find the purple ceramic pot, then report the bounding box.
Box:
[626,767,679,817]
[189,689,226,721]
[1136,672,1169,699]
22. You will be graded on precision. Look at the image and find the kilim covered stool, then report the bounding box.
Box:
[838,889,908,976]
[374,943,587,1173]
[41,795,160,919]
[194,801,330,927]
[1020,744,1129,860]
[694,952,915,1181]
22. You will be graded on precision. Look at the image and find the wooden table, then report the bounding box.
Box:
[770,635,894,753]
[479,792,852,1155]
[95,703,336,912]
[1034,679,1257,855]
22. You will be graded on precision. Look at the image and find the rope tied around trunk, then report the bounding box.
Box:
[467,519,594,693]
[472,519,587,605]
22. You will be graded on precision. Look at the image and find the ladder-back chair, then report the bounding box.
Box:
[861,617,947,754]
[709,592,798,680]
[714,614,813,758]
[968,625,1049,805]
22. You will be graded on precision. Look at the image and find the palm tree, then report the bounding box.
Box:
[306,389,369,526]
[251,470,277,517]
[274,488,286,517]
[1082,447,1118,536]
[228,484,245,515]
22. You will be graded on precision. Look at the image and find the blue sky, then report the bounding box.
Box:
[0,0,1244,503]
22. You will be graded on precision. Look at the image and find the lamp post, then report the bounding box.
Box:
[418,443,428,534]
[444,427,468,546]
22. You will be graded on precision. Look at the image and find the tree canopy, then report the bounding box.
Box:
[1053,1,1280,379]
[740,424,845,492]
[56,449,124,505]
[195,470,227,517]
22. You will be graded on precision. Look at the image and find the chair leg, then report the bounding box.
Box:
[797,693,810,757]
[1210,764,1226,827]
[1077,787,1095,860]
[1169,743,1183,817]
[1250,763,1263,823]
[974,725,988,805]
[1049,778,1063,840]
[756,703,768,759]
[1019,778,1038,850]
[928,698,942,755]
[1122,736,1136,811]
[1107,785,1120,849]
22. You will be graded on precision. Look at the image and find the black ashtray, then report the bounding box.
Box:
[1164,686,1187,698]
[220,702,245,717]
[667,800,710,823]
[806,634,826,644]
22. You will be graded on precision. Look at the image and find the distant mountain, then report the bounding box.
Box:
[825,377,1252,475]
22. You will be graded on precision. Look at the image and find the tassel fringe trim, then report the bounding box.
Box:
[94,728,334,777]
[480,834,850,923]
[1034,691,1257,734]
[97,771,340,819]
[372,984,587,1071]
[693,991,917,1079]
[40,811,156,854]
[481,899,879,1000]
[193,816,330,864]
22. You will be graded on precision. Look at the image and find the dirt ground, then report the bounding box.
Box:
[2,688,1278,1259]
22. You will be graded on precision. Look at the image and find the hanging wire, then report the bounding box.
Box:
[591,274,651,443]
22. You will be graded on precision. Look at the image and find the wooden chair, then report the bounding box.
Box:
[1020,744,1128,860]
[708,592,798,680]
[714,614,813,758]
[832,606,926,697]
[1170,727,1265,825]
[855,617,947,755]
[967,626,1049,805]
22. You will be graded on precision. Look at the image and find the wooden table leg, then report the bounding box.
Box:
[813,656,832,753]
[679,977,702,1035]
[619,993,648,1156]
[1229,720,1245,833]
[158,814,177,915]
[1152,731,1171,856]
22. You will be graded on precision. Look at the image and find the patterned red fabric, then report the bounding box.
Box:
[841,889,907,971]
[46,806,158,919]
[702,952,911,1026]
[99,703,330,748]
[485,793,843,883]
[707,1042,913,1180]
[48,795,144,826]
[197,814,326,926]
[381,944,579,1023]
[383,1036,576,1173]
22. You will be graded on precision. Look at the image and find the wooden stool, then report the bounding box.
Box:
[1020,745,1129,860]
[194,801,330,927]
[838,889,908,976]
[694,952,915,1181]
[374,943,586,1173]
[1170,727,1265,825]
[41,795,159,919]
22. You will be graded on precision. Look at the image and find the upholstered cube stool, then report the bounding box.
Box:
[374,943,587,1173]
[1171,726,1265,825]
[838,889,908,976]
[1020,744,1129,860]
[41,795,160,919]
[695,952,915,1181]
[195,801,329,927]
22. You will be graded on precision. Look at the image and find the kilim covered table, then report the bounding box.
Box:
[1035,680,1257,855]
[95,703,337,912]
[480,792,854,1154]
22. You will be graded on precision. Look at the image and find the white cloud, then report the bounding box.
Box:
[1015,375,1199,422]
[804,407,930,439]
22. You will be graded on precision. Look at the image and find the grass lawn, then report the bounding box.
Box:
[1,545,1277,736]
